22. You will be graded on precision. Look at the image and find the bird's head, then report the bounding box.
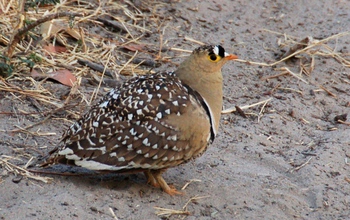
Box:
[175,45,237,82]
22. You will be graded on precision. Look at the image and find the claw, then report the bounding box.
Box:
[164,184,183,196]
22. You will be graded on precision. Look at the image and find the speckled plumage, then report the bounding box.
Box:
[43,45,237,195]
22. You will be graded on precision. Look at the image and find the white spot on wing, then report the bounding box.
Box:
[142,163,152,168]
[118,157,125,162]
[86,135,96,146]
[75,160,122,170]
[130,128,136,135]
[167,135,177,141]
[112,93,119,99]
[86,146,107,154]
[92,121,99,127]
[142,138,150,146]
[58,148,73,155]
[152,144,158,149]
[99,101,109,108]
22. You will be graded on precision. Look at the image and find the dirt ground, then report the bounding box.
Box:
[1,0,350,219]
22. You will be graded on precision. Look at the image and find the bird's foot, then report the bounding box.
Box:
[149,169,184,196]
[144,170,160,188]
[164,184,183,196]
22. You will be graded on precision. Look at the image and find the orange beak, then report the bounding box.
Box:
[225,54,238,60]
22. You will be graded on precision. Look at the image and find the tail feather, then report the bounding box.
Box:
[40,145,74,167]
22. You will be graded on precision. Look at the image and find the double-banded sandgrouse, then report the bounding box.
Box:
[42,45,238,195]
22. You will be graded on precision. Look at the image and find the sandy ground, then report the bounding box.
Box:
[1,0,350,219]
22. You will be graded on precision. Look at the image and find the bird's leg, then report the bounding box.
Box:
[150,169,183,196]
[144,170,160,188]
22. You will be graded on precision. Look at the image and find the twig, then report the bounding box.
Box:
[289,157,313,173]
[109,207,119,220]
[279,67,309,84]
[117,50,138,75]
[345,177,350,184]
[234,58,271,67]
[182,195,209,210]
[257,98,270,122]
[11,125,56,136]
[337,120,350,126]
[184,36,205,45]
[0,158,52,183]
[181,179,201,190]
[260,72,288,81]
[270,32,350,66]
[154,207,190,217]
[319,85,337,97]
[222,98,272,114]
[170,47,192,53]
[77,59,114,78]
[96,18,127,33]
[10,103,75,133]
[92,51,114,102]
[7,12,83,58]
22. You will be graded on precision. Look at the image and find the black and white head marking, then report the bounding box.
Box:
[213,45,230,58]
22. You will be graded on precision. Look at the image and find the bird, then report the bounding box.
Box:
[42,45,238,195]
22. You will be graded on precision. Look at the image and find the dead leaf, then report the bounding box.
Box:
[43,43,67,54]
[41,20,63,39]
[47,69,76,87]
[65,28,81,40]
[40,20,81,41]
[31,69,76,87]
[123,43,145,51]
[30,68,45,79]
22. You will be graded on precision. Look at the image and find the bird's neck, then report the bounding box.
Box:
[196,75,223,134]
[175,65,223,134]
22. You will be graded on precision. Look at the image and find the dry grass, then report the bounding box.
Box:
[0,0,349,211]
[154,195,209,218]
[0,0,173,82]
[236,31,350,84]
[0,155,53,183]
[224,31,350,120]
[0,0,178,188]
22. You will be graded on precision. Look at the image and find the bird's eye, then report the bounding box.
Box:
[210,54,217,61]
[208,54,222,62]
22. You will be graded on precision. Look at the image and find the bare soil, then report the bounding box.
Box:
[1,0,350,219]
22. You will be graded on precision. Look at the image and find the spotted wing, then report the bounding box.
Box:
[46,72,211,171]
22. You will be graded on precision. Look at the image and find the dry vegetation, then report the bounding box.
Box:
[1,0,350,218]
[1,0,181,208]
